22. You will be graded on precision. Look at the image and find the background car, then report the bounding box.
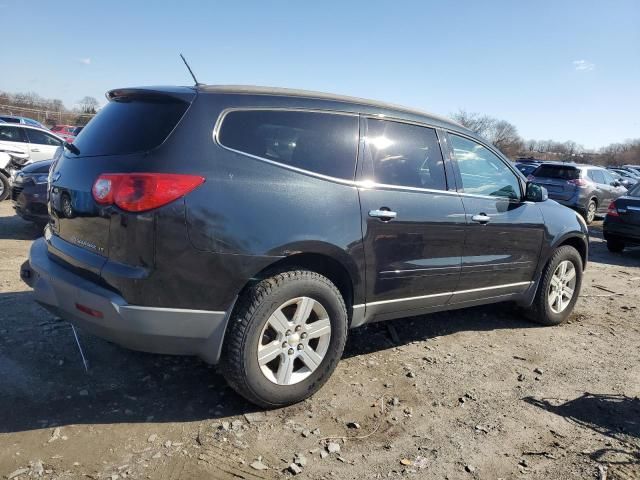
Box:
[528,163,628,223]
[10,159,52,226]
[515,162,541,176]
[0,115,47,129]
[604,182,640,252]
[50,125,78,143]
[0,124,63,161]
[609,170,637,189]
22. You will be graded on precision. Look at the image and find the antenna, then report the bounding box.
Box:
[180,53,202,86]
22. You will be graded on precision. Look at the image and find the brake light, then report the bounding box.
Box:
[567,178,588,187]
[607,201,619,217]
[92,173,205,212]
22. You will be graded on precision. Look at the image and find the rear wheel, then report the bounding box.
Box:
[0,173,9,201]
[606,239,625,253]
[527,245,583,326]
[220,270,347,408]
[583,199,597,224]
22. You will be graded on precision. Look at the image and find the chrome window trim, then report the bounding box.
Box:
[362,281,532,308]
[213,107,360,186]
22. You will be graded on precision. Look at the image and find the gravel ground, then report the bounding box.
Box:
[0,200,638,480]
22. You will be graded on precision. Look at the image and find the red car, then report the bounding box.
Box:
[50,125,78,143]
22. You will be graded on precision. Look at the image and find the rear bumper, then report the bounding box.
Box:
[603,220,640,245]
[11,184,49,223]
[23,238,229,364]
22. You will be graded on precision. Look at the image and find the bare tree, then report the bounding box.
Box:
[78,96,99,114]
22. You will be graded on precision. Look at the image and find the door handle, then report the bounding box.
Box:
[369,209,397,220]
[31,148,40,152]
[471,213,491,224]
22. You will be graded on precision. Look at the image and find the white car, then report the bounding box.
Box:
[0,123,63,161]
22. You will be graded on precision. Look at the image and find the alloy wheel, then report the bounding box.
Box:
[548,260,577,314]
[587,202,596,223]
[257,297,331,385]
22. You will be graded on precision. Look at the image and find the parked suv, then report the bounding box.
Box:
[528,163,627,224]
[23,85,588,407]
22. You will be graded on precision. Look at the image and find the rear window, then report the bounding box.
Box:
[71,97,190,156]
[217,110,359,180]
[533,165,580,180]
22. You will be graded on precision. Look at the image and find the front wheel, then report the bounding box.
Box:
[220,270,348,408]
[0,173,9,201]
[527,245,583,326]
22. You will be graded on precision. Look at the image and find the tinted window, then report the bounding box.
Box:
[450,134,521,199]
[602,170,616,184]
[0,125,27,142]
[26,129,62,146]
[218,110,358,180]
[0,117,20,124]
[533,165,580,180]
[72,97,190,156]
[365,119,446,190]
[589,170,606,184]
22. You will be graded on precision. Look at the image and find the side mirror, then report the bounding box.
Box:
[525,182,548,202]
[611,181,621,187]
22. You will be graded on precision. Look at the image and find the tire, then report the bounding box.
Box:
[606,239,625,253]
[0,173,9,201]
[527,245,583,326]
[220,270,348,408]
[583,199,597,224]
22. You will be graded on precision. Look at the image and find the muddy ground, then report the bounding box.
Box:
[0,200,638,480]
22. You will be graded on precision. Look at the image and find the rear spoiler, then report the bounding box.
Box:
[106,86,197,103]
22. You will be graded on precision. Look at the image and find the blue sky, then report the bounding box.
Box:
[1,0,638,149]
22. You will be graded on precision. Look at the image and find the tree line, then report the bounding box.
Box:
[451,110,639,166]
[0,90,100,127]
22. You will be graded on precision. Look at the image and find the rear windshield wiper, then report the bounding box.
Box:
[64,141,80,155]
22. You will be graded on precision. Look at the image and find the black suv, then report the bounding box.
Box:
[23,86,588,407]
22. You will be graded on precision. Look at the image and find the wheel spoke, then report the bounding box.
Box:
[549,290,559,308]
[306,318,331,339]
[293,297,314,325]
[558,261,567,277]
[299,348,323,371]
[258,342,282,365]
[564,266,576,282]
[563,286,574,299]
[276,356,295,384]
[550,276,562,288]
[268,309,290,334]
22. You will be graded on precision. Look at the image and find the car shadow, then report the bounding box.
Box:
[0,204,44,240]
[0,289,540,434]
[524,394,640,468]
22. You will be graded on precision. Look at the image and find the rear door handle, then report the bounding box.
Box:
[369,209,397,220]
[471,213,491,224]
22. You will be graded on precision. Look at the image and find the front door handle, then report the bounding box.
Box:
[471,213,491,224]
[369,208,397,220]
[31,148,40,152]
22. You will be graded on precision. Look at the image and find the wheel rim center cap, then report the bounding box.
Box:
[289,332,301,344]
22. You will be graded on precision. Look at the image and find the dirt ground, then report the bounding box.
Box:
[0,200,638,480]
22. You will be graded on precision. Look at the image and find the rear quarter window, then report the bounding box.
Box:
[533,165,580,180]
[72,97,190,156]
[217,109,359,180]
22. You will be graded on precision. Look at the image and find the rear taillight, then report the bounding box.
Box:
[607,201,620,217]
[92,173,205,212]
[567,178,588,187]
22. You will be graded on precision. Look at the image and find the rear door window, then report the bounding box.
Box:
[72,96,190,156]
[217,110,359,180]
[588,170,606,184]
[0,125,27,142]
[364,118,447,190]
[533,165,580,180]
[25,129,62,146]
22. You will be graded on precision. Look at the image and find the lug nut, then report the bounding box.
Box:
[282,342,288,348]
[300,332,308,339]
[297,344,304,350]
[295,325,302,332]
[288,348,295,355]
[285,330,292,336]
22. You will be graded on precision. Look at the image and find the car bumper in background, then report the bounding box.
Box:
[603,219,640,245]
[23,238,229,364]
[11,183,49,223]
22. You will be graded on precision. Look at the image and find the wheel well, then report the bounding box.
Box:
[239,253,354,311]
[558,236,587,269]
[590,197,598,207]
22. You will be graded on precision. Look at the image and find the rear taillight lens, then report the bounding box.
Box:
[567,178,588,187]
[92,173,205,212]
[607,201,619,217]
